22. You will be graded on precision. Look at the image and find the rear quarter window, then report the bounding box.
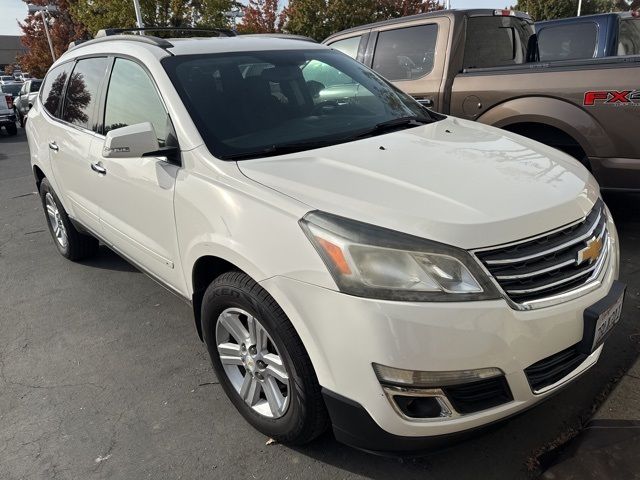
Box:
[464,16,533,69]
[537,23,598,61]
[40,62,74,118]
[329,36,362,59]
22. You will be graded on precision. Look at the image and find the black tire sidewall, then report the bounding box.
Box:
[201,278,309,440]
[39,178,71,258]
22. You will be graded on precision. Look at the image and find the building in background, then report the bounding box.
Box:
[0,36,27,69]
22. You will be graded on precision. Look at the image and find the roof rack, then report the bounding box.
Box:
[241,33,317,43]
[67,26,237,52]
[96,27,236,38]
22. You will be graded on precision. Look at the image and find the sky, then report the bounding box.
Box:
[0,0,502,36]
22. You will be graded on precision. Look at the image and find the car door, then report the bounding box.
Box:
[94,57,186,293]
[368,17,450,112]
[48,57,110,233]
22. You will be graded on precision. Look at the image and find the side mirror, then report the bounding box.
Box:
[102,122,160,158]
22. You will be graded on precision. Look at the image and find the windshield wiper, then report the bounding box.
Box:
[223,139,337,160]
[351,116,432,140]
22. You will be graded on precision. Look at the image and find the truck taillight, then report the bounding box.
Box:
[494,9,516,16]
[5,95,13,109]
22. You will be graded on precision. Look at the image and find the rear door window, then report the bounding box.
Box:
[40,62,74,118]
[62,57,109,131]
[618,18,640,56]
[464,16,533,69]
[537,23,598,61]
[329,36,362,59]
[372,24,438,81]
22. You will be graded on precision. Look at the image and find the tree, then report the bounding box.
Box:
[282,0,444,41]
[18,0,88,77]
[70,0,239,36]
[238,0,284,34]
[514,0,637,20]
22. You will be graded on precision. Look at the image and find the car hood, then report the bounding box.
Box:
[237,117,600,249]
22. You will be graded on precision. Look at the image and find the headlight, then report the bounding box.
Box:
[299,211,500,302]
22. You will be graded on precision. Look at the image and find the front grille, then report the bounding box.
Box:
[524,344,587,392]
[476,201,608,305]
[443,376,513,414]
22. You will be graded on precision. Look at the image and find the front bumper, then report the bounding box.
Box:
[260,228,619,449]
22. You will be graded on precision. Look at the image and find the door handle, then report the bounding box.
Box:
[416,98,434,108]
[48,141,59,152]
[90,162,107,175]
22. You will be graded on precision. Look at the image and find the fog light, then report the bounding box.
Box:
[373,363,503,388]
[393,395,443,419]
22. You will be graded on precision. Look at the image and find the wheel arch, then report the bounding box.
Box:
[477,96,614,159]
[33,165,46,190]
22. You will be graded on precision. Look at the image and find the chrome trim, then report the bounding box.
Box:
[504,234,609,295]
[532,345,603,395]
[495,258,575,280]
[471,202,612,311]
[484,209,603,265]
[382,385,460,422]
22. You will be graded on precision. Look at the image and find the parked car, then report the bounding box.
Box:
[535,12,640,61]
[0,92,17,135]
[324,9,640,190]
[27,30,624,452]
[0,75,16,85]
[14,79,41,127]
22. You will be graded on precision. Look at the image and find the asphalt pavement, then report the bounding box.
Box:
[1,126,639,479]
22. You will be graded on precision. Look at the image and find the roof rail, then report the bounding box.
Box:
[96,27,237,38]
[241,33,317,43]
[67,33,174,52]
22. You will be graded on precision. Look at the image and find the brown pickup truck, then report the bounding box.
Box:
[324,9,640,190]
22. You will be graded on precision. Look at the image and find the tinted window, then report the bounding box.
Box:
[464,16,533,69]
[30,80,42,93]
[619,18,640,56]
[62,57,108,130]
[162,49,434,160]
[329,36,362,59]
[1,83,21,96]
[104,58,170,146]
[538,23,598,62]
[373,24,438,81]
[40,62,73,117]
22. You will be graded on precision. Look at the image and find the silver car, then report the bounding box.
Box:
[14,79,41,127]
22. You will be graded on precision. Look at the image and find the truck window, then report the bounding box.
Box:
[329,36,362,59]
[537,23,598,61]
[372,24,438,81]
[618,18,640,56]
[464,16,533,69]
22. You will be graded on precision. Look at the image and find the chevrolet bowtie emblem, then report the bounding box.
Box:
[577,236,603,266]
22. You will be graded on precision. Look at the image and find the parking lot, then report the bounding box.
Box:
[1,126,639,479]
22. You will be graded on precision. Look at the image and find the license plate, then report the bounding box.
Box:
[580,281,626,354]
[591,293,623,350]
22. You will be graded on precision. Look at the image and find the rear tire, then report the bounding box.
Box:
[201,271,328,445]
[6,123,17,135]
[39,177,99,261]
[18,111,25,128]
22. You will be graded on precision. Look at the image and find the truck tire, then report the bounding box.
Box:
[201,271,329,445]
[39,177,99,261]
[6,123,17,135]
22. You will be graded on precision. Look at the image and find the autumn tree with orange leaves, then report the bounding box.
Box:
[18,0,88,77]
[238,0,287,33]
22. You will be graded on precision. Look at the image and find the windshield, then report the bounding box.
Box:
[162,49,439,159]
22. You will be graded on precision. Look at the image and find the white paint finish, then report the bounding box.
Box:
[239,116,600,250]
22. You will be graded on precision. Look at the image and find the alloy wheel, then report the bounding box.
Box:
[45,192,68,249]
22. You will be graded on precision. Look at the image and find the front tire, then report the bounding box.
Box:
[39,177,99,261]
[201,271,328,445]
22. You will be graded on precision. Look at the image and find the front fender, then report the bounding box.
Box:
[477,96,614,158]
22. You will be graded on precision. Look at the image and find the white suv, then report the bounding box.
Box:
[27,31,624,452]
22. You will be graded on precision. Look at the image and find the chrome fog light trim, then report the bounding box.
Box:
[382,386,459,421]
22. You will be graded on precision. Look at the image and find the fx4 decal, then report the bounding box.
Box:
[584,90,640,106]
